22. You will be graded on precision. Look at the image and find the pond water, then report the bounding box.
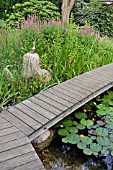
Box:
[38,136,113,170]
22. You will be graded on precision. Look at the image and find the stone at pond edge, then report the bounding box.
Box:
[32,129,56,151]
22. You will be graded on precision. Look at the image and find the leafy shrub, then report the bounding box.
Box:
[73,0,113,37]
[6,0,60,27]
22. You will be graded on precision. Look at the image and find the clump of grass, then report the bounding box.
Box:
[1,19,113,108]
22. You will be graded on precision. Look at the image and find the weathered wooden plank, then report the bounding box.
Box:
[22,100,49,124]
[29,96,61,116]
[53,85,82,101]
[35,93,66,111]
[0,151,39,170]
[57,83,88,99]
[67,78,98,92]
[8,107,40,130]
[75,74,107,88]
[61,81,92,95]
[22,100,54,120]
[0,136,29,153]
[46,87,77,104]
[0,122,13,130]
[42,90,73,107]
[0,143,34,162]
[0,131,25,144]
[0,127,19,137]
[12,159,44,170]
[1,111,34,135]
[15,103,48,125]
[0,116,7,124]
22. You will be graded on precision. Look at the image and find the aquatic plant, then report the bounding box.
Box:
[57,91,113,156]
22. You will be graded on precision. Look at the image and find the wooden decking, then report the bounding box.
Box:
[0,115,45,170]
[1,63,113,169]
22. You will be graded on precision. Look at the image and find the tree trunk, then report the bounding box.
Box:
[61,0,76,27]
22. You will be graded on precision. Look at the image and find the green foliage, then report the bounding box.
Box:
[74,0,113,37]
[56,90,113,156]
[6,0,60,27]
[1,22,113,109]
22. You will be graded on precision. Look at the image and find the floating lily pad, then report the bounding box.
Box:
[83,148,92,155]
[82,136,92,145]
[76,123,85,130]
[101,147,109,156]
[97,136,110,146]
[90,143,102,152]
[66,126,78,133]
[61,119,73,127]
[75,112,87,119]
[66,134,80,144]
[96,127,108,137]
[77,142,86,149]
[80,119,93,127]
[58,129,69,136]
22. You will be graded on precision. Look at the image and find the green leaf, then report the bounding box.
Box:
[80,119,87,126]
[77,142,86,149]
[66,134,80,144]
[66,126,78,133]
[62,119,73,127]
[90,143,102,152]
[97,136,110,146]
[75,112,87,119]
[76,123,85,130]
[87,120,94,127]
[83,148,92,155]
[96,127,108,137]
[82,136,92,145]
[62,137,68,143]
[58,129,69,136]
[101,148,109,156]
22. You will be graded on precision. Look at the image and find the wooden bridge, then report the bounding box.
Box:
[0,63,113,169]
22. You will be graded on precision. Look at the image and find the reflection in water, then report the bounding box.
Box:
[39,137,113,170]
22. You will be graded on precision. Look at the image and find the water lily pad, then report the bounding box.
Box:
[90,143,102,152]
[87,120,94,127]
[62,119,73,127]
[83,148,92,155]
[80,119,87,126]
[82,136,92,145]
[76,123,85,130]
[66,126,78,133]
[58,129,69,136]
[66,134,80,144]
[73,121,78,125]
[62,137,68,143]
[96,110,106,116]
[77,142,86,149]
[96,104,106,110]
[101,147,109,156]
[75,112,87,119]
[96,127,108,137]
[97,136,110,146]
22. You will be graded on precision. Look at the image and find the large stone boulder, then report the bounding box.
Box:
[23,52,41,78]
[32,129,56,151]
[22,50,52,84]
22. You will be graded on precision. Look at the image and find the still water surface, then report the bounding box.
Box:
[39,137,113,170]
